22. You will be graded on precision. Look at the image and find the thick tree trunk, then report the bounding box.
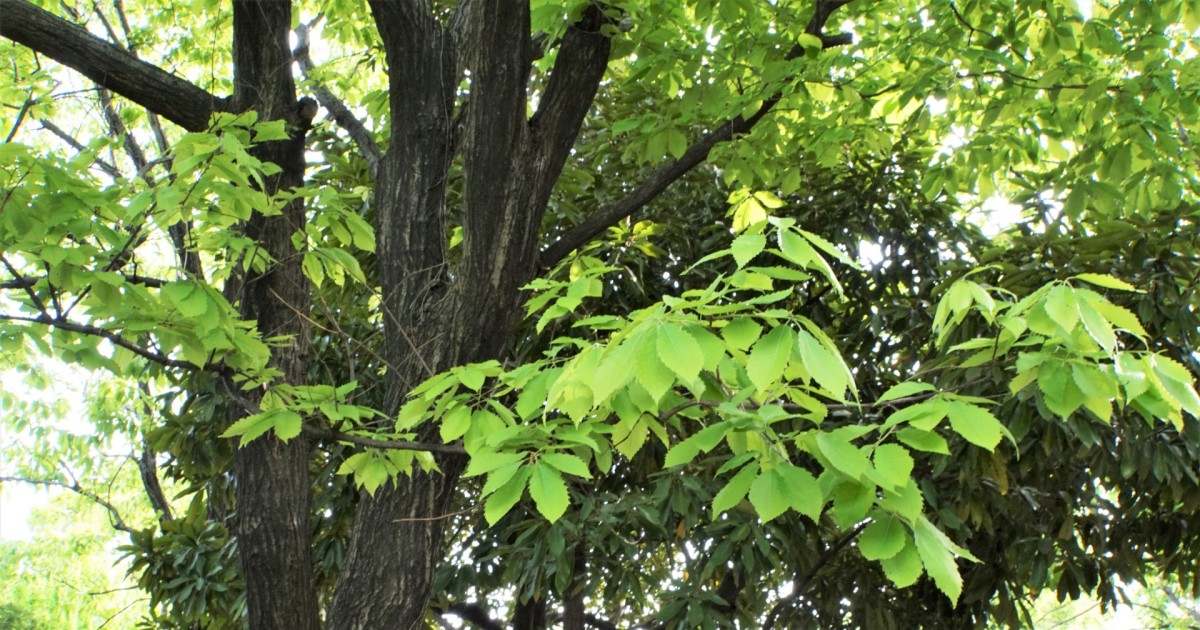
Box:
[226,2,319,630]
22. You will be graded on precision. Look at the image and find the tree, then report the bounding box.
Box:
[1,0,1198,628]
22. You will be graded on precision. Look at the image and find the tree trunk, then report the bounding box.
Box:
[226,2,319,629]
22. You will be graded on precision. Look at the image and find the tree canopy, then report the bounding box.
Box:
[1,0,1199,628]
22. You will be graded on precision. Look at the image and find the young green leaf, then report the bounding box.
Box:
[711,461,760,517]
[529,463,570,523]
[859,513,907,561]
[747,325,796,392]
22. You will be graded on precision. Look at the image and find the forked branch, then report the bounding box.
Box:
[0,0,230,131]
[538,0,857,270]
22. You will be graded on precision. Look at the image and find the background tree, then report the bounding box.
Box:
[1,0,1199,629]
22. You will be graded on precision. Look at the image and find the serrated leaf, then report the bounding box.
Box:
[712,461,759,516]
[1044,284,1079,333]
[946,401,1005,450]
[663,422,729,468]
[274,410,302,441]
[913,515,977,603]
[484,467,531,525]
[220,412,277,444]
[440,404,472,443]
[797,329,850,401]
[872,444,914,489]
[895,427,950,454]
[529,463,570,523]
[816,431,870,479]
[721,317,763,351]
[731,233,767,268]
[357,457,390,496]
[636,329,675,404]
[877,382,936,403]
[778,462,823,520]
[748,467,790,522]
[541,452,593,479]
[1077,297,1117,353]
[747,325,795,392]
[860,514,906,561]
[464,449,526,478]
[1073,273,1138,292]
[657,324,704,385]
[879,540,923,588]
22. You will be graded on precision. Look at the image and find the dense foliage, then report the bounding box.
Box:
[2,0,1199,628]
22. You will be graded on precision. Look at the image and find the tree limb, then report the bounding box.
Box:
[763,521,867,630]
[293,20,382,178]
[0,312,199,370]
[301,424,467,456]
[0,474,137,534]
[0,0,229,131]
[537,0,857,270]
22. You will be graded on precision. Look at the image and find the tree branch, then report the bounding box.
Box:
[0,273,166,290]
[0,312,199,370]
[0,474,137,534]
[301,424,467,456]
[293,20,382,178]
[763,521,867,630]
[537,0,857,270]
[529,5,612,176]
[0,0,230,131]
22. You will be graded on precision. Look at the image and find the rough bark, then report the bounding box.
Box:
[226,2,319,630]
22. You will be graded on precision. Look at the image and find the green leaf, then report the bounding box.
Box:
[721,317,763,351]
[895,427,950,454]
[273,410,302,442]
[946,401,1005,450]
[877,382,936,404]
[1073,273,1138,292]
[529,463,570,523]
[440,404,472,443]
[747,325,795,392]
[872,444,914,489]
[913,515,977,603]
[879,539,923,588]
[220,412,277,443]
[540,452,593,479]
[636,329,675,404]
[464,450,526,478]
[1044,284,1079,333]
[731,233,766,268]
[748,467,790,522]
[816,431,870,479]
[859,514,907,561]
[663,422,729,468]
[712,461,759,517]
[798,33,824,51]
[484,467,531,525]
[778,462,823,521]
[796,329,850,401]
[831,481,874,530]
[656,324,704,385]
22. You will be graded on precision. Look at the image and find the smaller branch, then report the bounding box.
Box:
[0,474,136,534]
[0,312,198,370]
[37,118,123,179]
[293,20,381,178]
[301,424,467,456]
[538,0,857,270]
[4,97,34,143]
[763,521,868,630]
[0,273,165,290]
